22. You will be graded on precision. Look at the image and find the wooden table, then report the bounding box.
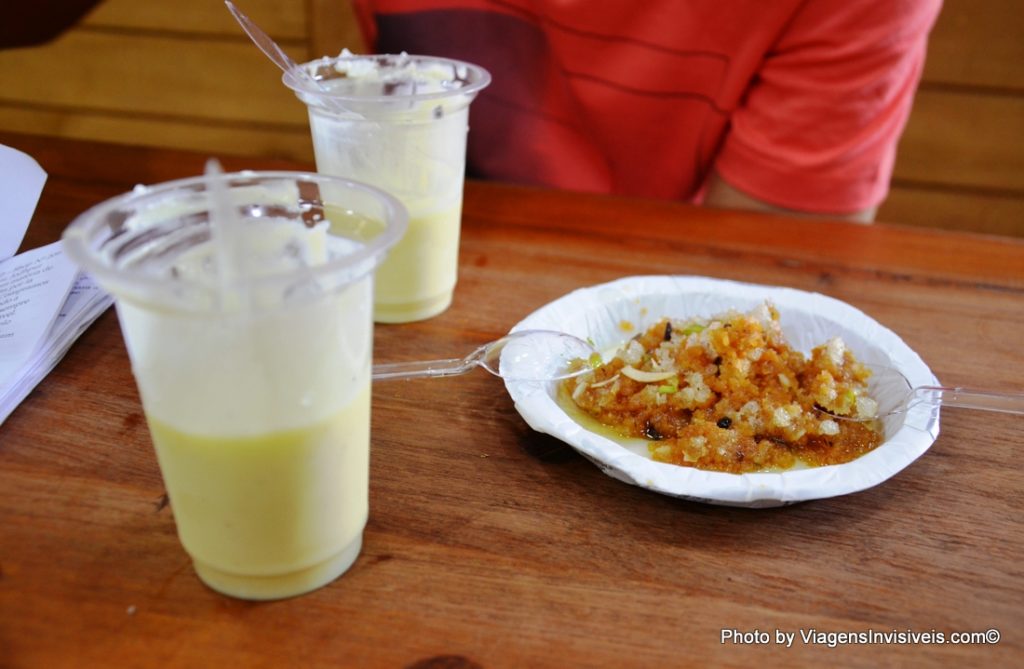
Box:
[2,132,1022,668]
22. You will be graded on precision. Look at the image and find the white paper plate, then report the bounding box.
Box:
[505,275,940,507]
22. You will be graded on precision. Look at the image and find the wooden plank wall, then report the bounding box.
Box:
[0,0,361,169]
[0,0,1021,238]
[878,0,1024,237]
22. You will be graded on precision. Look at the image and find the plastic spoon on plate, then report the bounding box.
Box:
[372,330,598,382]
[816,363,1024,422]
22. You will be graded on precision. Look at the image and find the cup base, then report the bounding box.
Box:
[192,534,363,601]
[374,291,453,323]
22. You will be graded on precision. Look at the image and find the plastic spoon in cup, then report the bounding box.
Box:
[815,363,1024,422]
[372,330,599,382]
[224,1,348,113]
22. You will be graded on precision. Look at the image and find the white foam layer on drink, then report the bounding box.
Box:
[118,216,373,436]
[311,110,467,214]
[312,50,472,100]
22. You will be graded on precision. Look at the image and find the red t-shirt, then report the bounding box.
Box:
[354,0,941,214]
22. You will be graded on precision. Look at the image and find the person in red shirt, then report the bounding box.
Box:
[352,0,942,221]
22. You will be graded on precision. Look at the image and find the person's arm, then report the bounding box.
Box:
[703,170,876,223]
[709,1,941,222]
[0,2,104,49]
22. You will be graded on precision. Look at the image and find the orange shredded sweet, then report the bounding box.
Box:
[563,303,883,473]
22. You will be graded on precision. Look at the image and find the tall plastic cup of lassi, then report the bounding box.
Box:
[62,171,407,600]
[285,53,490,323]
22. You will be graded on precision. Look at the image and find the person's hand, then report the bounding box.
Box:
[1,1,104,49]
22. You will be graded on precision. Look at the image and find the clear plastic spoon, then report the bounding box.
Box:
[816,363,1024,422]
[224,1,348,114]
[372,330,598,382]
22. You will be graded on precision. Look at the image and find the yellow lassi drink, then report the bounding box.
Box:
[62,171,407,600]
[146,387,370,600]
[326,204,463,322]
[371,207,462,322]
[286,52,491,322]
[115,273,374,600]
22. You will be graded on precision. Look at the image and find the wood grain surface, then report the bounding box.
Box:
[1,133,1022,668]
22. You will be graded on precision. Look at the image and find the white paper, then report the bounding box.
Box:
[0,241,78,382]
[0,146,113,425]
[0,144,47,259]
[505,275,941,507]
[0,272,113,424]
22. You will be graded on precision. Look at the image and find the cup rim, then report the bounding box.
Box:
[283,52,492,106]
[62,170,409,303]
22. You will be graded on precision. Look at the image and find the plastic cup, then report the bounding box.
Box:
[285,53,491,323]
[62,171,407,600]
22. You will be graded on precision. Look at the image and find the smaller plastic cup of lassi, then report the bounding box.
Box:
[285,52,490,323]
[62,171,407,600]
